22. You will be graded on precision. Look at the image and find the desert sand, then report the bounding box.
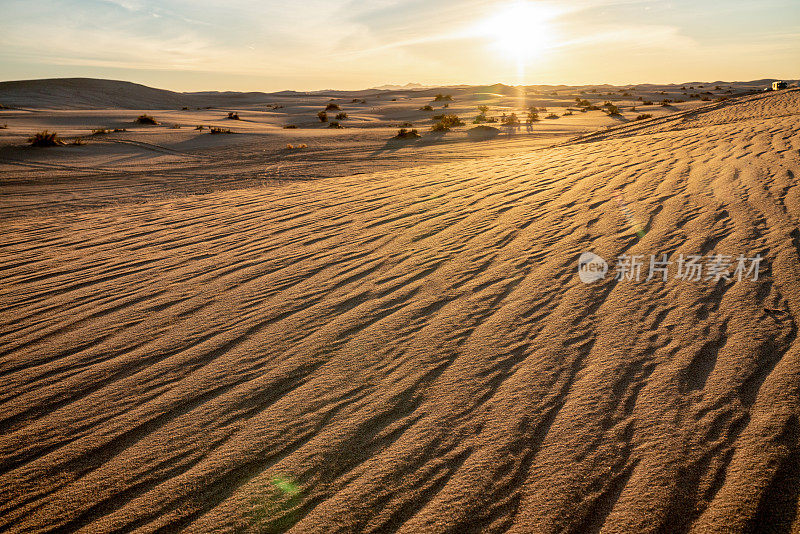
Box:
[0,79,799,533]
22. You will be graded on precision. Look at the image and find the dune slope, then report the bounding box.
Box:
[1,90,799,533]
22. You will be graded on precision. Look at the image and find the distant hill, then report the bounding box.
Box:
[0,78,197,109]
[0,77,795,109]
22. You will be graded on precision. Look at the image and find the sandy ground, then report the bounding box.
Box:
[0,81,799,533]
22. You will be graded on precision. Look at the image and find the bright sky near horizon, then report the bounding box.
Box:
[2,0,799,92]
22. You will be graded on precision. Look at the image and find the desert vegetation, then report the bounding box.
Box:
[328,121,342,129]
[28,130,64,147]
[209,126,231,134]
[335,112,348,120]
[635,113,653,120]
[135,114,158,125]
[431,114,464,132]
[317,111,328,123]
[433,94,453,101]
[419,105,434,111]
[226,112,240,120]
[325,103,341,111]
[394,128,420,139]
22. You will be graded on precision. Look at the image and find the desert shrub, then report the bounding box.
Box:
[325,103,341,111]
[0,124,7,129]
[432,114,445,121]
[395,128,420,139]
[195,125,204,130]
[317,111,328,122]
[351,98,366,103]
[433,94,453,101]
[28,130,64,147]
[226,112,240,120]
[398,121,414,127]
[473,115,486,124]
[538,107,548,112]
[716,96,729,102]
[430,114,463,131]
[660,101,671,107]
[501,113,520,125]
[419,105,434,111]
[606,104,620,115]
[69,138,86,146]
[135,114,158,125]
[563,110,573,116]
[622,92,631,96]
[576,99,592,107]
[283,124,298,129]
[182,106,190,110]
[585,105,601,111]
[335,112,348,120]
[209,127,231,134]
[169,124,181,129]
[642,100,653,106]
[91,128,110,135]
[545,113,559,119]
[637,96,643,101]
[526,111,539,123]
[328,121,342,128]
[286,144,308,149]
[443,103,449,108]
[701,97,711,101]
[715,86,721,90]
[113,128,127,132]
[478,105,489,114]
[635,114,652,120]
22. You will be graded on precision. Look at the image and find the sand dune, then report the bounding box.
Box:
[1,87,799,532]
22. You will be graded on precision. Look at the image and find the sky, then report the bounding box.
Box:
[1,0,799,92]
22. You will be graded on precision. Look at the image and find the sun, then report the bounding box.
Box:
[480,1,558,64]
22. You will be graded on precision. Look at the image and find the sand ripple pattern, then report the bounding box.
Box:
[1,89,799,533]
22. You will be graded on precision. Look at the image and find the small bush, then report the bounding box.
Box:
[91,128,110,135]
[335,112,348,120]
[182,106,190,110]
[395,128,420,139]
[478,105,489,114]
[317,111,328,123]
[398,122,414,127]
[113,128,127,132]
[430,114,464,131]
[195,125,204,130]
[325,103,341,111]
[69,138,86,146]
[419,105,434,111]
[283,124,298,129]
[28,130,64,147]
[563,110,573,116]
[642,100,653,106]
[501,113,520,125]
[226,112,240,120]
[545,113,559,119]
[169,124,181,129]
[605,104,620,115]
[135,114,158,125]
[635,114,652,120]
[209,127,231,134]
[433,94,453,101]
[328,121,342,128]
[526,111,539,123]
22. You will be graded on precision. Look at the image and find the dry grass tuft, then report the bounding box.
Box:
[135,114,158,125]
[28,130,64,147]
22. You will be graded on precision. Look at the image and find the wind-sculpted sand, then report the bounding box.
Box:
[1,89,799,532]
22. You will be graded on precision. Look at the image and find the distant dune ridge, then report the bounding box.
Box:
[0,82,799,532]
[0,77,794,109]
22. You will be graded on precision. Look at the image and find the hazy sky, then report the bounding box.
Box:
[2,0,799,91]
